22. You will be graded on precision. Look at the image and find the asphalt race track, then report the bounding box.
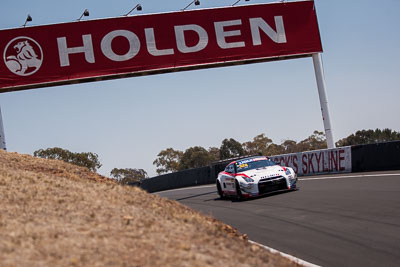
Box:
[157,171,400,267]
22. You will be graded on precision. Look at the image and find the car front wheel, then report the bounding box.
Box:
[235,179,243,199]
[217,181,225,199]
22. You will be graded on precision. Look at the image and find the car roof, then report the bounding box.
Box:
[230,156,269,165]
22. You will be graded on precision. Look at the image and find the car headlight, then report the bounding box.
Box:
[243,177,254,183]
[237,174,254,183]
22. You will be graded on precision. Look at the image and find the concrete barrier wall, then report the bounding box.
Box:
[140,141,400,193]
[140,166,213,193]
[351,141,400,172]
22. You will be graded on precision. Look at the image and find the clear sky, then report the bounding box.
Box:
[1,0,399,177]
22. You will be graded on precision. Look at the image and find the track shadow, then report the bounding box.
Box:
[225,188,300,202]
[175,190,217,201]
[175,188,299,202]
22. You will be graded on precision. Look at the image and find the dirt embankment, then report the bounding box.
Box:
[0,150,295,266]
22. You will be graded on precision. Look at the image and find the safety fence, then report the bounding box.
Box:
[140,141,400,193]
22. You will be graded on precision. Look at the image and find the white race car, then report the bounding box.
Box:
[216,156,297,199]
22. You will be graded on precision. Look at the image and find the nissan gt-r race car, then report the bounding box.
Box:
[216,156,297,199]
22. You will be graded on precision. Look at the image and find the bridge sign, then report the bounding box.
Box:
[0,1,321,92]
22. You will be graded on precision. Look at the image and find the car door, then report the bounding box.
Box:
[222,163,236,193]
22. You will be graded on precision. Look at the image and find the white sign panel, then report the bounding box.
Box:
[269,147,352,176]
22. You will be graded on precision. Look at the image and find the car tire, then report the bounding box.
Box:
[235,179,243,200]
[217,181,225,199]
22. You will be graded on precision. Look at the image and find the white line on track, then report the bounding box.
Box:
[156,172,400,194]
[248,240,321,267]
[299,172,400,181]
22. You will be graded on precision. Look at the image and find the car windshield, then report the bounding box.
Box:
[235,158,276,172]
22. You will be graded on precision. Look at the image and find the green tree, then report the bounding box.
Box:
[281,139,298,154]
[208,147,220,163]
[110,168,148,185]
[153,148,183,175]
[242,133,273,155]
[220,138,246,160]
[33,147,102,172]
[296,130,327,152]
[179,146,213,170]
[266,143,285,156]
[336,128,400,147]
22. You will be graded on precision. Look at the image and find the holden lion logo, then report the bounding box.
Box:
[3,36,43,76]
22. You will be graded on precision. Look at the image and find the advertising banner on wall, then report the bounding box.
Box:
[0,0,322,92]
[269,147,352,176]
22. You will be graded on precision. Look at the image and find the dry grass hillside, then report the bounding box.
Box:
[0,150,296,266]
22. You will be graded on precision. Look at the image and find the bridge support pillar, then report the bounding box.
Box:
[312,53,335,149]
[0,106,6,150]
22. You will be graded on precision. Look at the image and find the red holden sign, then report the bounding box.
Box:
[0,1,322,92]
